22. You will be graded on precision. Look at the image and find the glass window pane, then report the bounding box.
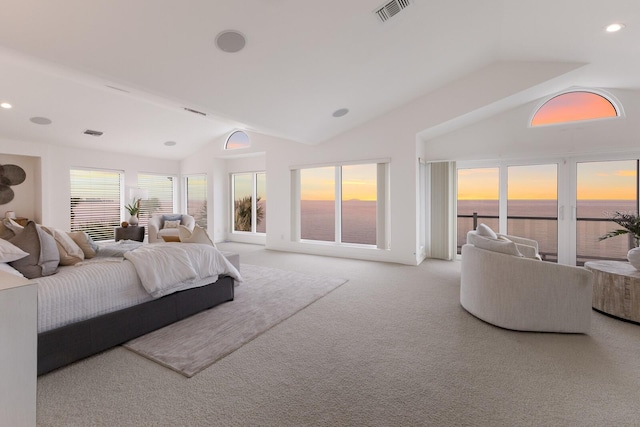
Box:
[256,173,266,233]
[532,91,617,126]
[300,167,335,242]
[233,174,253,232]
[341,164,376,245]
[457,168,499,254]
[225,130,250,150]
[577,160,637,265]
[70,169,122,241]
[186,175,207,229]
[507,164,558,261]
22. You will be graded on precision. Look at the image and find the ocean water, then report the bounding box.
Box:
[458,199,638,263]
[301,200,376,245]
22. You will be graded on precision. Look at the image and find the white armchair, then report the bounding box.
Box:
[147,214,195,243]
[460,227,593,333]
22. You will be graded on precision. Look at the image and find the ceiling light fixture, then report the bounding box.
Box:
[30,117,52,125]
[605,23,625,32]
[1,102,12,109]
[215,30,246,53]
[332,108,349,118]
[164,141,176,147]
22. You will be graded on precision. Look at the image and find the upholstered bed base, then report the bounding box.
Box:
[38,275,235,375]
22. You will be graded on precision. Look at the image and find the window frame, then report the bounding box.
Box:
[230,171,266,235]
[224,130,251,150]
[530,89,622,128]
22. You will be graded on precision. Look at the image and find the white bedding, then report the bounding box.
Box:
[37,243,242,333]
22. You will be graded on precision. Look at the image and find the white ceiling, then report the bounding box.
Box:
[0,0,638,159]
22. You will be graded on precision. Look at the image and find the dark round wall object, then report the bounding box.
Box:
[0,164,26,185]
[0,184,14,204]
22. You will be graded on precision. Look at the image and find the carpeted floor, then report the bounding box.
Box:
[37,243,640,426]
[124,264,347,377]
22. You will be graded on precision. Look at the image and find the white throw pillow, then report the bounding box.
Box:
[476,223,498,239]
[470,233,522,257]
[163,220,181,229]
[42,226,85,266]
[0,238,29,263]
[0,262,25,277]
[178,225,216,247]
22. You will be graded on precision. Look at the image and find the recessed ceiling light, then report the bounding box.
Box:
[215,30,246,53]
[605,23,625,32]
[30,117,52,125]
[164,141,177,147]
[0,102,12,109]
[332,108,349,118]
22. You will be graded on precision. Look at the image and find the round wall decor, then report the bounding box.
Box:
[0,164,26,205]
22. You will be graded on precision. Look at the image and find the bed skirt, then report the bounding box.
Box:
[38,275,235,375]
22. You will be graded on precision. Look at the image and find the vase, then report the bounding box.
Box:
[628,247,640,270]
[128,215,139,226]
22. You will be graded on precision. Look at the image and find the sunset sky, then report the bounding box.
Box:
[458,161,637,201]
[531,91,617,127]
[300,164,377,201]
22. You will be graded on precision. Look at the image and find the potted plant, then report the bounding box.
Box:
[600,211,640,269]
[125,198,140,225]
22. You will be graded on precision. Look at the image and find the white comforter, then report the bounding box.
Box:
[124,243,242,297]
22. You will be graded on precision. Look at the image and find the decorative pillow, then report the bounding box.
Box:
[0,238,29,263]
[471,233,522,257]
[0,262,25,277]
[9,221,60,279]
[178,225,216,247]
[163,220,181,229]
[42,226,85,266]
[162,235,181,242]
[67,231,97,259]
[476,223,498,240]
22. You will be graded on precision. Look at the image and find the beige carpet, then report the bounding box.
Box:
[123,264,348,377]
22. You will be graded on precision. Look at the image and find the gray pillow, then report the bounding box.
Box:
[162,214,182,222]
[9,221,60,278]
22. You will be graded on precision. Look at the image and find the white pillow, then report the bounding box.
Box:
[0,238,29,263]
[2,218,24,234]
[178,225,216,247]
[0,262,25,277]
[472,235,522,257]
[42,226,85,266]
[476,223,498,239]
[163,220,181,229]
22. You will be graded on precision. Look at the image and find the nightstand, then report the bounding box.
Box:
[114,226,145,242]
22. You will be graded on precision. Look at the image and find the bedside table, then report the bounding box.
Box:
[115,226,145,242]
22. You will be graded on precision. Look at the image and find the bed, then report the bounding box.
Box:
[34,241,242,375]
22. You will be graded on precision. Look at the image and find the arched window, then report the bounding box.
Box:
[531,91,619,127]
[225,130,250,150]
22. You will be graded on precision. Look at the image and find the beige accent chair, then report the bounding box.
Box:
[460,226,593,333]
[147,214,195,243]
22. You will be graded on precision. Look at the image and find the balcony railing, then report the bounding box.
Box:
[457,212,629,265]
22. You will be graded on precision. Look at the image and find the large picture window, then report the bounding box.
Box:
[185,175,207,229]
[297,162,386,247]
[137,173,177,229]
[232,172,266,234]
[70,168,123,241]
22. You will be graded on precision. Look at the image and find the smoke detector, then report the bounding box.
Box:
[374,0,411,23]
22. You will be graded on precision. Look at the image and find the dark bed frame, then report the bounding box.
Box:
[37,275,235,376]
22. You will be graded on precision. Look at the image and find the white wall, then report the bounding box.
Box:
[0,136,180,231]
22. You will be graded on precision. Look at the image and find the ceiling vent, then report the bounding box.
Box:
[83,129,103,137]
[184,107,207,116]
[374,0,411,23]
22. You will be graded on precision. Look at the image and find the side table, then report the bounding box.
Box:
[115,225,145,242]
[585,260,640,324]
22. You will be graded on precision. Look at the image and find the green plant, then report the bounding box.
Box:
[600,211,640,247]
[234,196,264,232]
[125,198,140,216]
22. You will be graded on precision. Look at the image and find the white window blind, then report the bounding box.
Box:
[70,169,122,241]
[186,175,207,228]
[136,173,176,229]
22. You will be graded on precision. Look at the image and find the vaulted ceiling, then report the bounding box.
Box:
[0,0,638,159]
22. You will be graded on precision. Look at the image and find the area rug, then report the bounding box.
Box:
[123,264,348,377]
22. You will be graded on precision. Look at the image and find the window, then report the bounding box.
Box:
[70,168,122,241]
[232,172,266,233]
[456,168,499,253]
[225,130,250,150]
[185,175,207,229]
[136,173,176,229]
[298,162,386,247]
[531,91,618,127]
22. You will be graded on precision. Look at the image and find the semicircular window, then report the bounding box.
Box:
[225,130,250,150]
[531,91,619,127]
